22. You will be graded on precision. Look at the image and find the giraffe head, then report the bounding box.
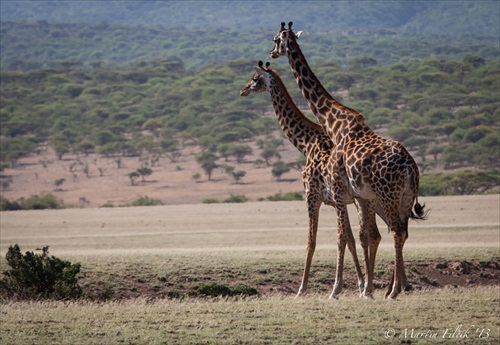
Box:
[270,21,303,59]
[239,61,272,96]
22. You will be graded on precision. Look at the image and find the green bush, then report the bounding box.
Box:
[266,191,304,201]
[202,198,220,204]
[0,193,64,211]
[129,196,164,207]
[2,244,82,300]
[23,193,63,210]
[223,194,248,203]
[190,282,259,298]
[0,196,23,211]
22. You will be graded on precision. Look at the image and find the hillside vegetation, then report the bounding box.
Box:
[1,56,498,197]
[1,21,498,71]
[0,1,498,202]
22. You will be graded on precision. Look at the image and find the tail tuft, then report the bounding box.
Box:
[410,202,428,221]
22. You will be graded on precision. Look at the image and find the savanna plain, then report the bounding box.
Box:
[1,195,499,344]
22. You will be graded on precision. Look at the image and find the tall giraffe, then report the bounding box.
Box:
[270,22,427,299]
[240,61,369,298]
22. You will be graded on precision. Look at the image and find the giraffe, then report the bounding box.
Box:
[270,22,427,299]
[240,61,368,298]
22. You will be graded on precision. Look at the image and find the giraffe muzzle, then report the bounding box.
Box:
[270,51,280,59]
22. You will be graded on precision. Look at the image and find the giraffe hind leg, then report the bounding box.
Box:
[345,224,364,295]
[386,226,408,299]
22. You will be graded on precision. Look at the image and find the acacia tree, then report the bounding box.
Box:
[128,171,140,186]
[160,137,181,163]
[50,134,70,160]
[196,152,218,181]
[232,170,246,184]
[136,167,153,182]
[271,161,290,182]
[217,144,252,163]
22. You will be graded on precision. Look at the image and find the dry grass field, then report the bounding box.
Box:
[1,194,499,344]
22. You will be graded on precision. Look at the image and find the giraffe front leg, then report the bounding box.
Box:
[329,206,350,299]
[296,195,321,298]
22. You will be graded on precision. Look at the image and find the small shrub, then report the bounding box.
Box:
[23,193,63,209]
[266,191,304,201]
[0,196,23,211]
[202,198,220,204]
[190,282,259,298]
[223,194,248,203]
[2,244,82,300]
[0,194,63,211]
[130,196,164,207]
[192,282,232,297]
[97,286,115,301]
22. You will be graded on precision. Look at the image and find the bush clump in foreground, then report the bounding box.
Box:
[1,244,82,300]
[190,282,259,298]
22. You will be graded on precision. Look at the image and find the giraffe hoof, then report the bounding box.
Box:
[328,293,339,300]
[362,292,374,299]
[358,281,365,294]
[295,289,307,298]
[386,290,399,299]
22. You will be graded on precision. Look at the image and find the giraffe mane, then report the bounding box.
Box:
[259,62,322,130]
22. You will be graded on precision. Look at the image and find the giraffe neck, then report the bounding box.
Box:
[285,39,364,142]
[266,71,329,156]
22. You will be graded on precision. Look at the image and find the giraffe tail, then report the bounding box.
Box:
[410,200,428,221]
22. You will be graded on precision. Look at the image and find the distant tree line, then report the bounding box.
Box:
[1,20,498,72]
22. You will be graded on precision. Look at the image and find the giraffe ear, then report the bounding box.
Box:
[295,30,303,39]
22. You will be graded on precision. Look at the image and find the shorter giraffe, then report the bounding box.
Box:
[240,61,371,297]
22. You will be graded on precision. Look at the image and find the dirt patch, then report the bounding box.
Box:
[1,142,305,207]
[80,258,500,300]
